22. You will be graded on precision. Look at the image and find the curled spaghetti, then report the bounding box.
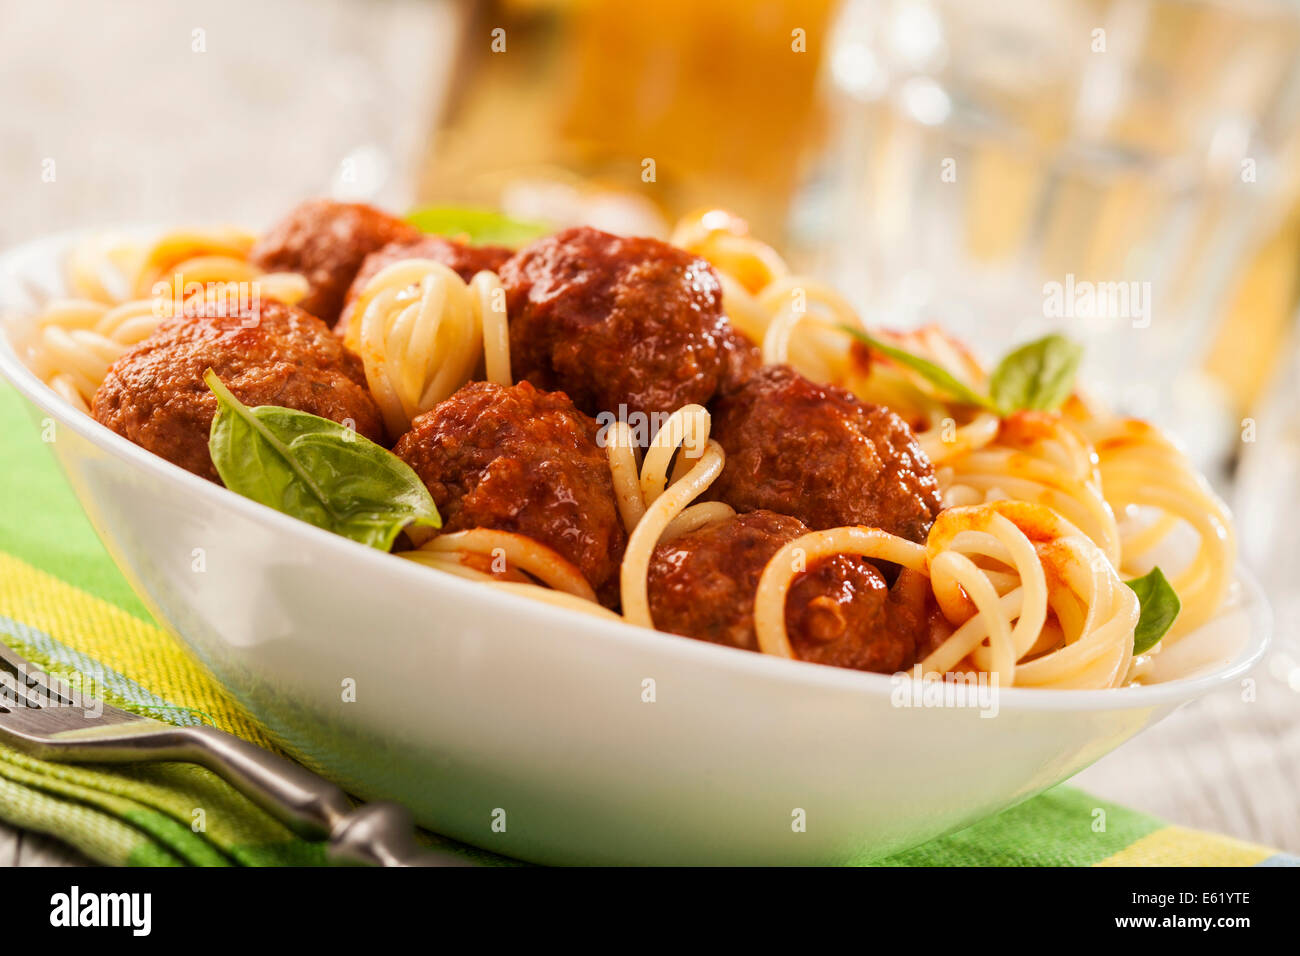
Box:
[938,411,1121,568]
[617,405,728,627]
[128,227,259,300]
[23,298,173,411]
[348,259,511,436]
[1081,417,1235,640]
[753,501,1139,689]
[669,208,788,296]
[66,227,306,306]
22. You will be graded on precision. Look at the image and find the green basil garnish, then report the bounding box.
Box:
[406,205,550,247]
[839,326,996,410]
[205,370,440,550]
[988,334,1083,415]
[841,327,1084,416]
[1126,566,1181,654]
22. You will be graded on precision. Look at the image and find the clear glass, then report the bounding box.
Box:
[1235,327,1300,682]
[806,0,1300,419]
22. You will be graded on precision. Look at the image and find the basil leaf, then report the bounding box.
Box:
[1126,567,1181,654]
[988,333,1083,415]
[205,370,440,550]
[406,205,550,247]
[839,326,996,410]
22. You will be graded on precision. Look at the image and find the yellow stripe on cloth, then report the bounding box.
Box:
[0,552,279,751]
[1095,825,1276,867]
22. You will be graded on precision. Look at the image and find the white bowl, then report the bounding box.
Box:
[0,233,1272,865]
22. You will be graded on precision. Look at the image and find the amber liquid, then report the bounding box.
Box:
[419,0,836,238]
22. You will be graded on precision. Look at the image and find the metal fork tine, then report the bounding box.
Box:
[0,639,149,739]
[0,642,75,703]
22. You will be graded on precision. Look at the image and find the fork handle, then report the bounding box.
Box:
[172,726,468,867]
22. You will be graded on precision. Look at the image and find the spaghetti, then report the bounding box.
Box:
[752,501,1139,688]
[24,298,173,412]
[23,215,1237,689]
[938,411,1122,568]
[347,259,511,436]
[615,405,727,627]
[395,528,626,620]
[1080,416,1235,639]
[401,528,597,603]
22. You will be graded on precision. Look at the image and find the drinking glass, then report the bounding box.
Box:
[807,0,1300,424]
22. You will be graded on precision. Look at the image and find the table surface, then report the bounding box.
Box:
[0,0,1296,866]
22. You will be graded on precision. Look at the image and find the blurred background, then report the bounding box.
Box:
[1,0,1297,850]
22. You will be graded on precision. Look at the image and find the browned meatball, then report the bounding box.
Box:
[92,299,385,482]
[647,510,927,673]
[393,380,626,602]
[710,364,941,542]
[336,234,514,339]
[500,226,736,418]
[250,199,420,326]
[718,325,761,395]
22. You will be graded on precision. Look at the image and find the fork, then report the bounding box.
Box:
[0,639,469,867]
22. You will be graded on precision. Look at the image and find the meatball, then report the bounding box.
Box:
[92,299,385,481]
[500,226,736,418]
[336,234,514,338]
[393,380,626,602]
[718,325,761,395]
[250,199,420,326]
[709,364,941,542]
[647,510,927,673]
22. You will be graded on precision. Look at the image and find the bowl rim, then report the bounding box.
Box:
[0,231,1273,714]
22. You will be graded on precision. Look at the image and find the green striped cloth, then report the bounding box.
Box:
[0,381,1292,866]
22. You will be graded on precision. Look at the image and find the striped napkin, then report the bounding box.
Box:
[0,381,1292,867]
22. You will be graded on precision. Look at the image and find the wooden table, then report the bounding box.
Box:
[1074,664,1300,854]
